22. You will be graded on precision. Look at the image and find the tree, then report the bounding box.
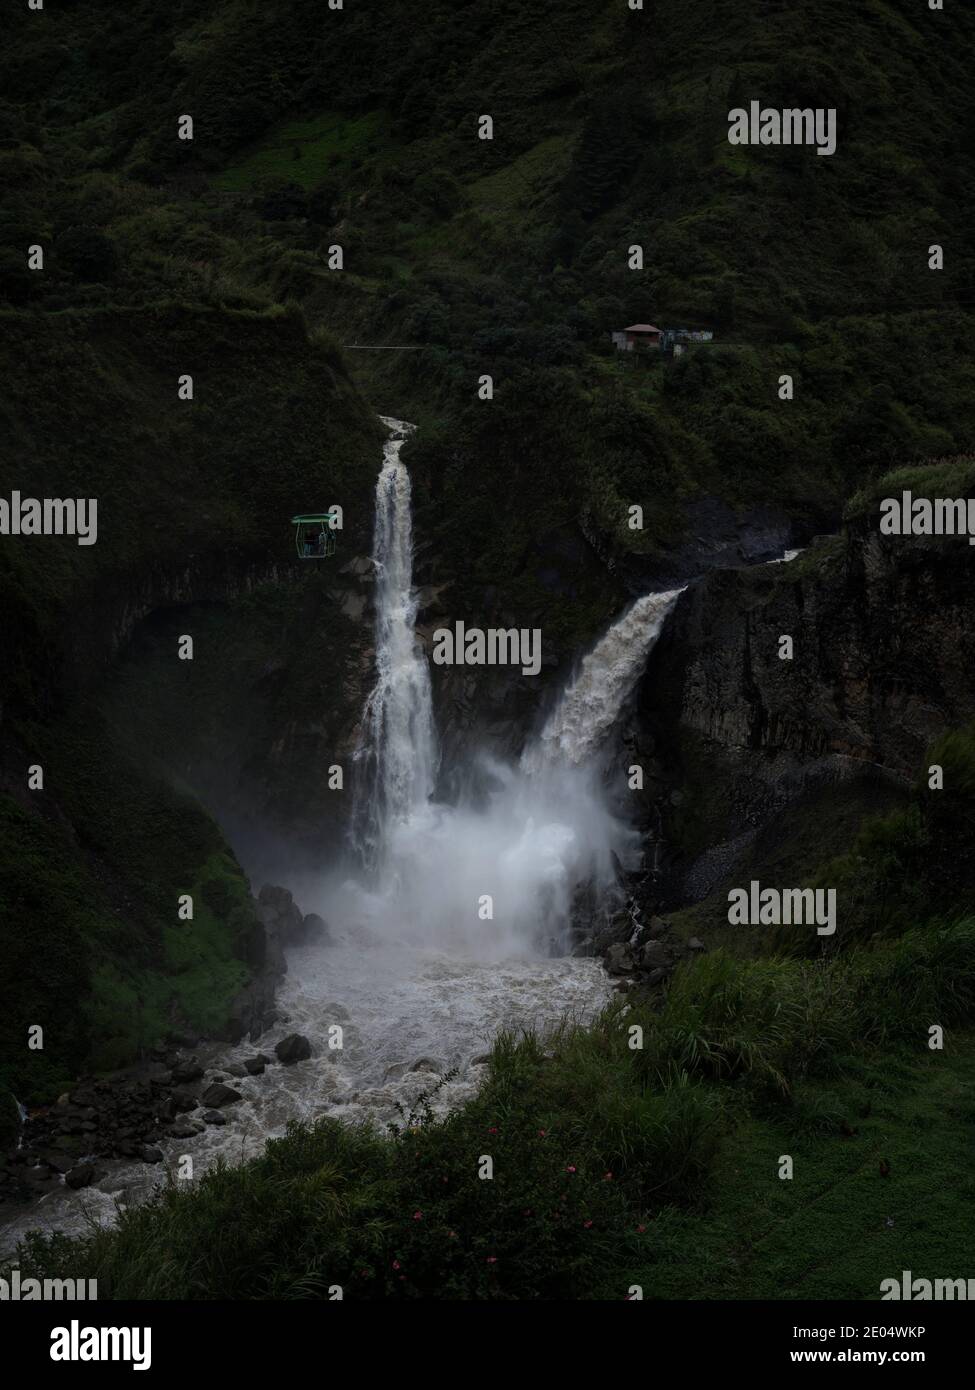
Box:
[56,226,119,281]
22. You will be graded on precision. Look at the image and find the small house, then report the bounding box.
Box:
[612,323,662,353]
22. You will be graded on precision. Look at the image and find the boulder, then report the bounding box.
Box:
[170,1086,199,1113]
[275,1034,312,1065]
[171,1060,204,1084]
[203,1110,228,1126]
[200,1083,242,1108]
[39,1152,74,1175]
[300,912,332,945]
[140,1146,163,1164]
[605,943,636,976]
[65,1163,96,1190]
[243,1056,267,1075]
[638,939,671,970]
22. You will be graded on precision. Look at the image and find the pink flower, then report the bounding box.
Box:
[566,1165,577,1174]
[583,1220,593,1229]
[413,1211,423,1221]
[603,1172,613,1181]
[392,1260,401,1270]
[486,1257,497,1264]
[538,1129,547,1137]
[487,1126,498,1134]
[636,1225,646,1234]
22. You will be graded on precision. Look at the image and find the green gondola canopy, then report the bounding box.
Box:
[291,512,339,559]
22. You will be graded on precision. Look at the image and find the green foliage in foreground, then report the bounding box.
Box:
[14,919,975,1299]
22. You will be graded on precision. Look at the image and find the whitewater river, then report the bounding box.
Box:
[0,930,611,1254]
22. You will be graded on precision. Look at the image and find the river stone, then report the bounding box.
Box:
[605,943,636,975]
[688,937,707,952]
[40,1151,74,1175]
[65,1163,96,1190]
[201,1082,242,1108]
[639,940,671,970]
[203,1110,228,1126]
[243,1056,267,1075]
[224,1064,248,1078]
[169,1120,197,1139]
[303,912,329,941]
[171,1060,204,1084]
[275,1034,312,1065]
[141,1146,163,1163]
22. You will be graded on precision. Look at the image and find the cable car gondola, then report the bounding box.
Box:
[291,512,339,560]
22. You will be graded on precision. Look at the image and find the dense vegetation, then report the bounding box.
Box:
[15,912,975,1299]
[6,0,974,616]
[3,0,975,1293]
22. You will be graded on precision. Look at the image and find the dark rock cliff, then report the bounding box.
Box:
[632,518,975,918]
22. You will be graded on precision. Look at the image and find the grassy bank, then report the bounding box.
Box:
[12,916,975,1299]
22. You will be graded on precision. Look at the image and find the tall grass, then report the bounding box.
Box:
[11,918,975,1299]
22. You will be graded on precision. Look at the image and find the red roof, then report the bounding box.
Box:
[624,323,661,334]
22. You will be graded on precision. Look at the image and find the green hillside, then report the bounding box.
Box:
[3,0,975,1299]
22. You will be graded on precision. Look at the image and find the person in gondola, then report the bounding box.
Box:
[304,528,317,557]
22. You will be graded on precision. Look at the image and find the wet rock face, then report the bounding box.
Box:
[257,884,332,953]
[613,497,806,594]
[622,524,975,915]
[220,885,332,1047]
[651,528,975,780]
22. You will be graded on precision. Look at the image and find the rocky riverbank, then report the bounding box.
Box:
[0,883,325,1208]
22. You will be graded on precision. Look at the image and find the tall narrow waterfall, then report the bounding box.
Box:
[351,417,438,867]
[349,419,683,958]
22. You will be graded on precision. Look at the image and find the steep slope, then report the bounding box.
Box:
[0,301,381,1122]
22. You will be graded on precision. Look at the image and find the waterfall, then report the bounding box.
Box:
[351,417,438,867]
[523,589,685,771]
[0,426,685,1251]
[347,419,684,958]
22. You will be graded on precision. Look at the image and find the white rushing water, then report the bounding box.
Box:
[524,588,684,772]
[350,417,438,867]
[0,417,683,1253]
